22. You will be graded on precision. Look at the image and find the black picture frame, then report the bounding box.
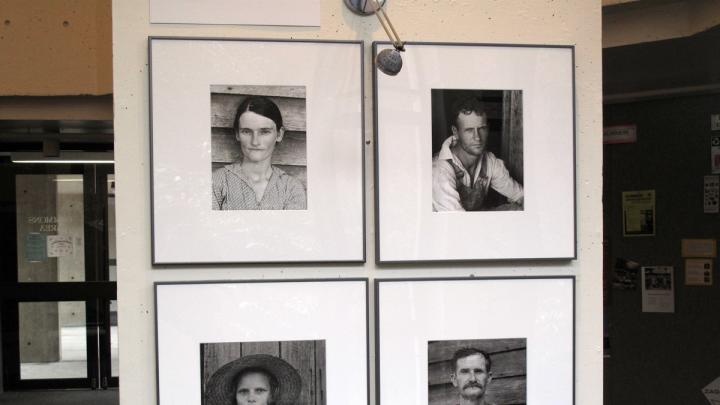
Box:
[155,278,370,405]
[375,276,576,405]
[373,41,577,263]
[149,37,366,265]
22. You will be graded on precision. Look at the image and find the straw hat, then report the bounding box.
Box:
[204,354,302,405]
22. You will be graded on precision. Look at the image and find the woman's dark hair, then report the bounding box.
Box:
[231,367,279,404]
[233,96,284,136]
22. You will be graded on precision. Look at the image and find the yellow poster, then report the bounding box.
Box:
[622,190,655,237]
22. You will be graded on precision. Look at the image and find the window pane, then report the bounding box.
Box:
[108,174,116,282]
[110,299,119,377]
[19,301,87,380]
[15,174,85,283]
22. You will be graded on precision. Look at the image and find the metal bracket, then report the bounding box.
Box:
[344,0,387,15]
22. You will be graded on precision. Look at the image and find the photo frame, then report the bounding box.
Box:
[373,42,576,262]
[149,38,365,264]
[375,277,575,405]
[155,279,369,405]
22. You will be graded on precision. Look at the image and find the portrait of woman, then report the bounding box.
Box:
[204,353,303,405]
[211,94,307,210]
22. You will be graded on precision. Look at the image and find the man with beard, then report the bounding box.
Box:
[448,348,495,405]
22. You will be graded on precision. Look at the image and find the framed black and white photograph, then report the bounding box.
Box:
[156,279,369,405]
[374,42,576,262]
[150,38,365,264]
[376,277,574,405]
[201,340,325,405]
[431,89,524,212]
[427,338,526,405]
[210,85,308,211]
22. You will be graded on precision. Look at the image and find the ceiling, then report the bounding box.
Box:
[603,0,720,47]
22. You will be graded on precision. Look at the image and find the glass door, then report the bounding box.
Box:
[0,159,117,390]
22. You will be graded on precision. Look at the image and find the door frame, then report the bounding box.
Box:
[0,160,117,390]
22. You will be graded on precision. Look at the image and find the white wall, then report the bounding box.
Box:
[112,1,602,404]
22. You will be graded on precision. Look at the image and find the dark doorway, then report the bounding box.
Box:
[0,154,118,390]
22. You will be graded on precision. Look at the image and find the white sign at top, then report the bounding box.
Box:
[150,0,320,27]
[603,125,637,144]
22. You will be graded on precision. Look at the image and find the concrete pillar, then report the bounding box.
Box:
[15,174,60,363]
[56,175,85,329]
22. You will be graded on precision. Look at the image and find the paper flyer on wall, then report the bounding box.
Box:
[705,175,720,213]
[47,235,74,257]
[685,259,713,286]
[622,190,655,237]
[25,232,47,262]
[703,375,720,405]
[681,239,717,258]
[712,134,720,174]
[641,266,674,313]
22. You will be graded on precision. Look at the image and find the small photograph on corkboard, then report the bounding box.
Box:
[431,89,524,212]
[428,338,527,405]
[210,84,308,211]
[201,340,325,405]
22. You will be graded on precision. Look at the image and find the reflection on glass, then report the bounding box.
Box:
[108,174,117,282]
[110,299,119,377]
[108,175,119,378]
[19,301,87,380]
[15,174,85,283]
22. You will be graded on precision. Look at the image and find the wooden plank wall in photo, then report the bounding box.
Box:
[210,85,308,189]
[428,338,526,405]
[201,340,325,405]
[501,90,524,185]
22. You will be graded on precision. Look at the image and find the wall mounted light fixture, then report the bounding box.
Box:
[344,0,405,75]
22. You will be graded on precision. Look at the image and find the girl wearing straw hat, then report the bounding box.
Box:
[205,354,302,405]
